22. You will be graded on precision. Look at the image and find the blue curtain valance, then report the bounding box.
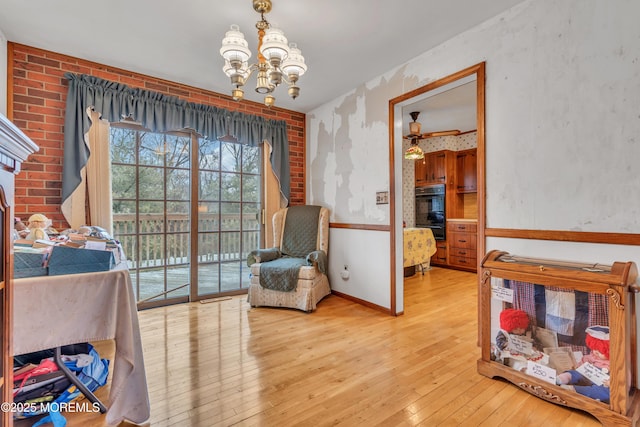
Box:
[62,72,290,206]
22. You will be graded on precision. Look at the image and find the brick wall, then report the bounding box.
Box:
[8,42,306,230]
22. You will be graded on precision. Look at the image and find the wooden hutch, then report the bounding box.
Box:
[0,114,38,426]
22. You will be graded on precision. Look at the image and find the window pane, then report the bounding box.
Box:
[112,200,137,215]
[167,201,189,216]
[221,172,241,202]
[198,203,219,232]
[221,141,241,172]
[138,203,165,233]
[242,175,259,201]
[243,203,260,230]
[139,167,164,199]
[220,232,241,261]
[166,232,189,265]
[199,138,220,171]
[198,233,219,263]
[165,135,190,169]
[199,171,219,201]
[242,145,260,174]
[139,234,165,268]
[139,131,166,166]
[167,168,190,200]
[110,128,136,164]
[120,235,138,269]
[220,203,241,231]
[197,263,219,294]
[112,165,137,199]
[221,260,243,292]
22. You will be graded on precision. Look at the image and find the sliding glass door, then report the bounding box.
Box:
[110,125,261,308]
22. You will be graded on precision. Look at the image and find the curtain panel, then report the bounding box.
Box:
[61,72,291,225]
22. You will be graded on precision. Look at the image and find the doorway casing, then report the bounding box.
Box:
[387,62,486,315]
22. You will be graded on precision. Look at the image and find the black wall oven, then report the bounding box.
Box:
[415,184,446,240]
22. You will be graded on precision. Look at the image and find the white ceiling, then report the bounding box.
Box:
[0,0,525,115]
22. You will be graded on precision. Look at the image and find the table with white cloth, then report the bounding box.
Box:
[13,262,150,426]
[403,227,437,274]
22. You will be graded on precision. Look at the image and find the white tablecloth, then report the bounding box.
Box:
[13,263,150,425]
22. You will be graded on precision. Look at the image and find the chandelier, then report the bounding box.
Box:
[219,0,307,107]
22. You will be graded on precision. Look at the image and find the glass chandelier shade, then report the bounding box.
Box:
[409,121,421,136]
[219,0,307,107]
[404,144,424,160]
[260,28,289,64]
[220,25,251,65]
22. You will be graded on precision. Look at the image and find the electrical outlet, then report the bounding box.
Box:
[341,265,350,280]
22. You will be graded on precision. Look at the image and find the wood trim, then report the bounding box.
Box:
[475,63,486,347]
[389,96,397,315]
[331,290,393,315]
[329,223,390,231]
[476,63,486,272]
[302,114,306,203]
[485,228,640,246]
[390,63,486,105]
[0,186,11,427]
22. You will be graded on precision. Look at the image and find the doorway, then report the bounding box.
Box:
[388,62,486,315]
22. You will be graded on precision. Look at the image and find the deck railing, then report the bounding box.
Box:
[112,213,259,268]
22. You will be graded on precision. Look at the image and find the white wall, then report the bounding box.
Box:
[0,28,7,116]
[307,0,640,309]
[328,228,390,309]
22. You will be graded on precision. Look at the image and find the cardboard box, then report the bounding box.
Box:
[47,245,115,276]
[14,251,48,278]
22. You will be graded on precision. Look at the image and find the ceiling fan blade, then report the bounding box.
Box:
[421,130,461,138]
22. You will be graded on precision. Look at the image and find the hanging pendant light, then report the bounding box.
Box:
[404,112,424,160]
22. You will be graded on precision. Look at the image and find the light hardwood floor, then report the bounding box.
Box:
[19,267,603,426]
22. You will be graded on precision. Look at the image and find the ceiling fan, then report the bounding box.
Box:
[403,111,461,141]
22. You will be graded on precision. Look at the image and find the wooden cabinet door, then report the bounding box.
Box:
[416,151,445,185]
[429,152,447,184]
[414,157,427,186]
[431,240,447,265]
[456,149,477,192]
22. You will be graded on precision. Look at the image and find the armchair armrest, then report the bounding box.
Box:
[247,248,281,267]
[306,250,328,275]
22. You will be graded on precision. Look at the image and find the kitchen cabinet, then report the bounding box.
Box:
[456,148,477,193]
[431,240,447,266]
[447,220,477,272]
[415,150,453,186]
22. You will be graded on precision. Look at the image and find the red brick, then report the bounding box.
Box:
[28,55,61,68]
[30,188,59,197]
[27,170,60,180]
[27,88,61,100]
[17,196,45,204]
